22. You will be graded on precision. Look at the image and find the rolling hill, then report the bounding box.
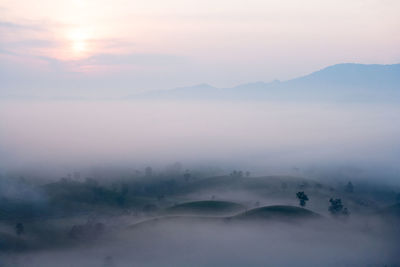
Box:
[165,200,245,216]
[231,205,322,222]
[128,204,322,230]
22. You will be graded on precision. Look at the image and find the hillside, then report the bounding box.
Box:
[231,205,322,221]
[165,200,245,216]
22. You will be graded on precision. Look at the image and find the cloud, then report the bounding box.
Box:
[81,53,188,66]
[0,20,43,31]
[88,38,137,50]
[0,48,194,99]
[10,39,57,48]
[0,20,53,59]
[0,39,59,63]
[0,46,18,56]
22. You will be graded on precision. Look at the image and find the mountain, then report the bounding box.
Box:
[132,63,400,102]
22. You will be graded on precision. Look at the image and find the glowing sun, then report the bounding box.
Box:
[68,28,91,56]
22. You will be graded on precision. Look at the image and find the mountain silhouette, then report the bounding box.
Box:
[133,63,400,101]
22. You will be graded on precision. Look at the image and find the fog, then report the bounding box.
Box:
[0,100,399,180]
[1,215,399,267]
[1,98,400,266]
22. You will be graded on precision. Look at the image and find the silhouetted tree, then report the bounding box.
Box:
[396,193,400,203]
[230,170,243,178]
[296,192,309,207]
[15,223,24,236]
[329,198,343,214]
[329,198,349,216]
[245,171,251,177]
[345,181,354,193]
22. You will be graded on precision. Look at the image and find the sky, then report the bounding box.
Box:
[1,0,400,97]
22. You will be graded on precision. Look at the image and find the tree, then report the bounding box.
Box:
[296,192,309,207]
[345,181,354,193]
[396,192,400,203]
[328,198,343,214]
[15,222,24,236]
[329,198,349,216]
[230,170,243,178]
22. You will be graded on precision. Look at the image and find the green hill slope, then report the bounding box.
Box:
[232,205,321,222]
[165,200,245,216]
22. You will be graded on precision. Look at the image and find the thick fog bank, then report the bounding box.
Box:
[0,100,399,182]
[1,217,399,267]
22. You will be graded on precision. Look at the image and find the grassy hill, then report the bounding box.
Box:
[165,200,245,216]
[231,205,322,222]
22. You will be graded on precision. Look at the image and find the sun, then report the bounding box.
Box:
[72,0,86,8]
[72,40,87,53]
[68,28,91,56]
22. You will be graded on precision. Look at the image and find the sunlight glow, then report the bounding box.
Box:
[72,0,86,8]
[68,28,92,56]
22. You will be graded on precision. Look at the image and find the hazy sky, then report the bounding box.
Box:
[1,0,400,95]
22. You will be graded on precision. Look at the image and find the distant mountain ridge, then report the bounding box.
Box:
[132,63,400,102]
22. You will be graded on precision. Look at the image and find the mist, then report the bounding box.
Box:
[1,100,399,179]
[1,206,399,266]
[1,98,400,266]
[1,99,399,187]
[1,0,400,264]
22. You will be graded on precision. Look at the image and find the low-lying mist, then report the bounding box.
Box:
[2,215,399,267]
[0,100,399,182]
